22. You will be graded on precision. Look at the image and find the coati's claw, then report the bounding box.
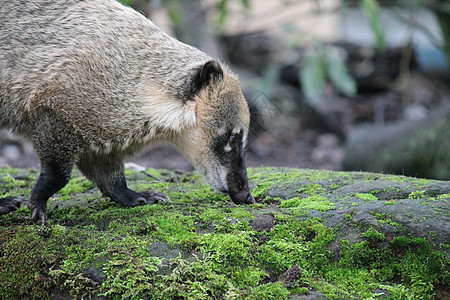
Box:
[153,192,170,203]
[28,201,47,224]
[0,196,23,215]
[247,194,256,204]
[133,191,169,206]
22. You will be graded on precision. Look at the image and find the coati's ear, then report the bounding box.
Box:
[188,60,223,100]
[199,60,223,85]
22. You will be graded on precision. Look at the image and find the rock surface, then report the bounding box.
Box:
[343,103,450,180]
[0,167,449,299]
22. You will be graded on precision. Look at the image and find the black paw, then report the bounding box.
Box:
[27,201,47,224]
[0,196,23,215]
[131,191,169,206]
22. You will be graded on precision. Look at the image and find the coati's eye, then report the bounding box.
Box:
[229,134,237,145]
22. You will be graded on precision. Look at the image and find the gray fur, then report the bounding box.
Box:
[0,0,254,221]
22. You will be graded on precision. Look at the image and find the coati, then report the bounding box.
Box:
[0,0,255,222]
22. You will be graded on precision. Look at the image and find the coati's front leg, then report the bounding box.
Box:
[77,154,168,207]
[28,108,82,223]
[28,161,74,223]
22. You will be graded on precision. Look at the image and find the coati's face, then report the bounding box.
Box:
[174,61,255,205]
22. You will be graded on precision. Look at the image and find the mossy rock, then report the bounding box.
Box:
[0,167,449,299]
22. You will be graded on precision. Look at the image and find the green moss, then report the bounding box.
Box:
[363,227,385,241]
[145,168,163,179]
[100,255,163,299]
[440,243,450,250]
[390,237,450,295]
[57,176,94,196]
[328,235,450,299]
[0,167,448,299]
[296,183,324,195]
[199,233,254,269]
[252,184,270,199]
[384,199,397,205]
[280,195,335,212]
[0,225,79,299]
[372,212,402,228]
[437,193,450,200]
[0,167,21,175]
[152,258,235,299]
[322,267,379,298]
[408,190,426,199]
[1,173,30,189]
[248,282,290,299]
[231,266,268,288]
[355,192,379,202]
[248,168,346,200]
[258,218,335,275]
[247,167,301,182]
[258,240,307,275]
[330,183,340,190]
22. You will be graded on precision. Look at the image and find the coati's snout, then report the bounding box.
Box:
[198,127,255,205]
[219,129,255,205]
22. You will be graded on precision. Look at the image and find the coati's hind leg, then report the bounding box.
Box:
[28,108,82,223]
[77,154,168,207]
[0,197,23,215]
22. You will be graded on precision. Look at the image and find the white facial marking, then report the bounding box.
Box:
[202,163,228,192]
[217,165,228,192]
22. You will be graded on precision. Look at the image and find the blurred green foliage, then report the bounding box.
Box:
[301,43,357,99]
[361,0,386,52]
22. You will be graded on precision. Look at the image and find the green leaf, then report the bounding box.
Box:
[360,0,386,52]
[241,0,250,9]
[326,49,357,97]
[218,0,228,26]
[300,54,326,99]
[117,0,133,6]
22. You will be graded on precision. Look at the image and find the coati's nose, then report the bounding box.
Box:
[229,191,255,205]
